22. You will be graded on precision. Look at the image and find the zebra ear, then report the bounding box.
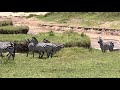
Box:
[10,41,13,46]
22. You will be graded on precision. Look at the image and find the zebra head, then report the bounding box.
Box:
[31,37,38,45]
[110,42,114,47]
[56,44,64,51]
[98,37,103,44]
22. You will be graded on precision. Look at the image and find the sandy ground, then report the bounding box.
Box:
[0,12,120,50]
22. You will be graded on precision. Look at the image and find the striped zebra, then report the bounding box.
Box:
[26,37,53,58]
[33,37,64,58]
[98,37,114,52]
[0,42,16,60]
[26,37,64,58]
[25,39,35,57]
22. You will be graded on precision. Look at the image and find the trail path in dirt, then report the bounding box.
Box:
[1,15,120,50]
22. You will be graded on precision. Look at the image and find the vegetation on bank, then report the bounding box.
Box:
[0,31,91,52]
[35,12,120,29]
[0,26,29,34]
[0,20,13,27]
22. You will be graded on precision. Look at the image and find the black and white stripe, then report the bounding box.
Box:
[0,42,15,60]
[26,37,64,58]
[98,37,114,52]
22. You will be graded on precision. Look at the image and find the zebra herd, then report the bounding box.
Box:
[0,37,64,60]
[25,37,64,59]
[0,36,115,60]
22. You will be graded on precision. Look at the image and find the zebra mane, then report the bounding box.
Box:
[32,37,38,44]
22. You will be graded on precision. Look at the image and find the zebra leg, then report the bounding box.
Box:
[26,51,29,57]
[12,53,15,60]
[8,54,11,60]
[103,50,106,53]
[39,52,41,59]
[12,52,15,60]
[6,53,10,56]
[50,53,53,58]
[33,51,35,58]
[40,51,44,58]
[47,53,49,58]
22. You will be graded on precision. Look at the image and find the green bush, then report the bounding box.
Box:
[26,14,38,18]
[63,30,91,48]
[0,26,29,34]
[48,30,55,36]
[0,31,91,52]
[0,20,13,26]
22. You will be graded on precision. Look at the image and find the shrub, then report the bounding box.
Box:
[48,30,55,36]
[81,32,86,37]
[0,20,13,26]
[63,31,91,48]
[63,30,78,35]
[26,14,38,18]
[0,26,29,34]
[44,12,54,17]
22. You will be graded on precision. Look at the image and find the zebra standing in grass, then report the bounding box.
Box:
[98,37,114,52]
[0,41,16,60]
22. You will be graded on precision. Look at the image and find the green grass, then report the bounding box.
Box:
[0,20,13,27]
[0,31,91,48]
[36,12,120,29]
[0,47,120,78]
[0,26,29,34]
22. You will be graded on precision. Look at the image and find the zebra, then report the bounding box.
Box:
[25,38,52,58]
[0,41,16,60]
[98,37,114,52]
[32,37,64,58]
[25,39,35,57]
[46,43,64,55]
[26,37,64,58]
[31,37,54,58]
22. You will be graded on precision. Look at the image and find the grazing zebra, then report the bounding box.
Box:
[0,42,16,60]
[98,37,114,52]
